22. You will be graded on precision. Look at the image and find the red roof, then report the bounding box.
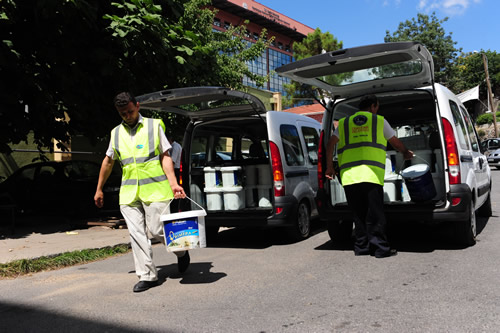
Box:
[283,104,324,123]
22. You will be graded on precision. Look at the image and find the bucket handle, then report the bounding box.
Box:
[161,195,206,216]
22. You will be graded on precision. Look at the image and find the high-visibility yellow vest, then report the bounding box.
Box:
[111,118,173,205]
[337,111,387,186]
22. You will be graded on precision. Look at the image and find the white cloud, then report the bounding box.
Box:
[417,0,481,16]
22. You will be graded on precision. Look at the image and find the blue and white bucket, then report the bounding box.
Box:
[161,198,207,252]
[401,164,437,202]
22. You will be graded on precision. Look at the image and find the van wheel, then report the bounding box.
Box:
[205,226,219,245]
[455,200,476,247]
[288,201,310,241]
[327,220,353,243]
[477,191,492,217]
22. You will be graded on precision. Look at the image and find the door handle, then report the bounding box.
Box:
[460,155,473,162]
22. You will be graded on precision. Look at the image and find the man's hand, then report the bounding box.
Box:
[403,150,414,160]
[171,185,186,199]
[325,165,335,180]
[94,190,104,208]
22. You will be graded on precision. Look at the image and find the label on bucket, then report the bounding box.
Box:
[164,218,201,251]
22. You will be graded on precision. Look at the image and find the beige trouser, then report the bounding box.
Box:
[120,200,185,281]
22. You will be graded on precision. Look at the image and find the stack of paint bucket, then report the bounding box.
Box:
[244,165,258,207]
[255,164,272,207]
[203,166,224,210]
[221,166,245,210]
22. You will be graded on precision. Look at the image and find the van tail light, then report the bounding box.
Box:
[270,141,285,197]
[442,117,460,185]
[179,148,184,186]
[317,130,325,190]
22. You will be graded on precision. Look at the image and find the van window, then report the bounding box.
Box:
[215,136,233,161]
[301,126,319,165]
[460,107,479,152]
[449,101,470,150]
[280,125,305,166]
[191,135,208,167]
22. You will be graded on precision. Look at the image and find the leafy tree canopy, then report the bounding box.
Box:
[0,0,269,154]
[282,28,343,109]
[450,50,500,103]
[384,12,461,85]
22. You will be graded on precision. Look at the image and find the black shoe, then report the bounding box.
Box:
[178,251,190,273]
[133,280,158,293]
[375,249,397,258]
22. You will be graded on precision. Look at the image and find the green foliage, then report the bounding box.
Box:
[450,50,500,100]
[0,244,130,278]
[0,0,270,153]
[283,28,343,108]
[384,12,461,85]
[476,112,500,126]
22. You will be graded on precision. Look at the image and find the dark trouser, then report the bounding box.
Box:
[343,182,391,257]
[170,169,181,213]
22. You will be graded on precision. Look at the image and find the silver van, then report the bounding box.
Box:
[137,87,321,241]
[276,42,492,246]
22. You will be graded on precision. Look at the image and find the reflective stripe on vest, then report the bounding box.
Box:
[111,118,173,204]
[337,111,387,186]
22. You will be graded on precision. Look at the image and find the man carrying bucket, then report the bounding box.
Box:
[94,92,187,292]
[325,95,413,258]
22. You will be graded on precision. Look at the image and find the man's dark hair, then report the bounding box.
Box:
[359,95,378,110]
[114,92,137,108]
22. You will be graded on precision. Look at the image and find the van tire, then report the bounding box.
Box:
[205,226,220,245]
[327,220,353,243]
[454,200,476,247]
[477,191,492,217]
[288,201,311,241]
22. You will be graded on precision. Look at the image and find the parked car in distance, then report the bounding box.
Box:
[137,87,322,241]
[277,41,492,247]
[487,148,500,169]
[480,138,500,156]
[0,160,121,217]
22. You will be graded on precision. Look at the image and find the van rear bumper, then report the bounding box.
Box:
[203,195,298,227]
[317,184,472,223]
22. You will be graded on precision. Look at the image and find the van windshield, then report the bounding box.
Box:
[318,59,423,87]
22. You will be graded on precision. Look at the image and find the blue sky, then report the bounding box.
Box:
[266,0,497,54]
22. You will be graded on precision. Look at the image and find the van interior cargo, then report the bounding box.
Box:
[329,90,446,207]
[187,117,274,214]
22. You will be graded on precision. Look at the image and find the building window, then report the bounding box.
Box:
[214,18,221,27]
[278,42,283,50]
[253,32,259,40]
[285,44,291,52]
[224,21,230,30]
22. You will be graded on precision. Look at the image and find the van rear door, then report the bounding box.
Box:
[276,42,434,99]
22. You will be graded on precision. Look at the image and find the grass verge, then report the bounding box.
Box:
[0,243,131,279]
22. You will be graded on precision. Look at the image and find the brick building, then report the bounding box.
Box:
[211,0,314,95]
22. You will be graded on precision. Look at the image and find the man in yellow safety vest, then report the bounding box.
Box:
[325,95,413,258]
[94,92,186,292]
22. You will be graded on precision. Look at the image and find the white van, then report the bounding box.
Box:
[276,42,492,246]
[137,87,322,241]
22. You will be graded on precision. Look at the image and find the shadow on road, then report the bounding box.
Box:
[0,300,154,333]
[206,219,327,249]
[156,262,227,284]
[315,216,491,254]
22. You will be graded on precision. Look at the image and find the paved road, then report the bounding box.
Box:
[2,172,500,332]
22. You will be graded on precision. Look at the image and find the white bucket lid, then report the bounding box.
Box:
[223,186,243,192]
[221,166,242,171]
[161,209,207,222]
[204,187,224,193]
[402,164,430,178]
